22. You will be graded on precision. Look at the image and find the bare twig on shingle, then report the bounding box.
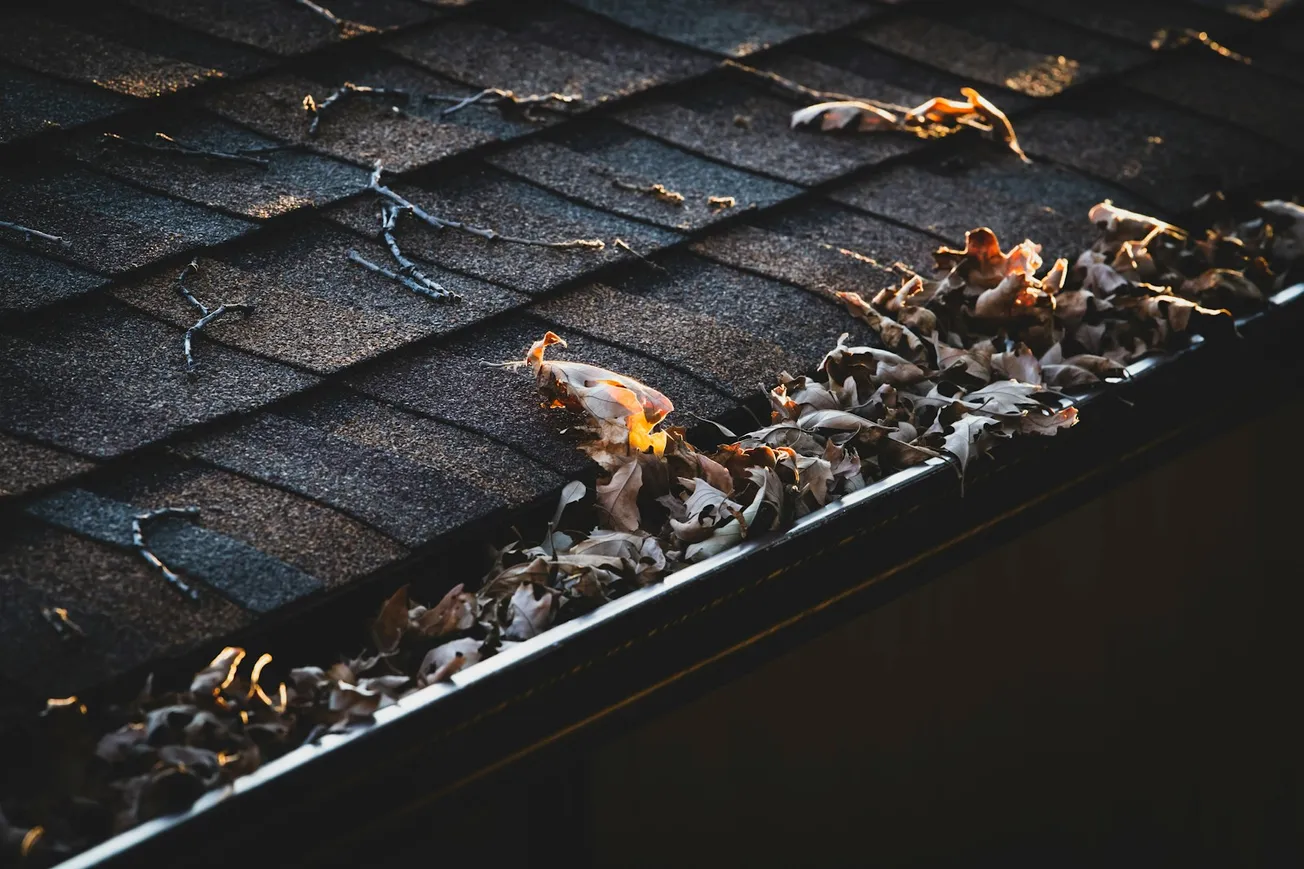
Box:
[430,88,580,121]
[613,238,666,272]
[303,82,412,136]
[722,58,912,115]
[611,179,685,206]
[40,606,85,641]
[102,132,270,168]
[708,195,737,210]
[348,250,460,302]
[367,162,605,250]
[132,507,202,601]
[176,259,255,376]
[1150,27,1250,62]
[291,0,376,35]
[0,220,65,246]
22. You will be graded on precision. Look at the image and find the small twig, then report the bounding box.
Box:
[430,88,580,120]
[40,606,85,641]
[0,219,65,246]
[1151,27,1251,63]
[291,0,375,33]
[375,202,460,300]
[176,260,255,375]
[102,132,270,168]
[348,251,459,302]
[185,304,254,374]
[611,179,685,206]
[132,507,202,601]
[722,58,912,115]
[613,238,665,271]
[303,82,411,136]
[367,162,605,250]
[708,195,737,210]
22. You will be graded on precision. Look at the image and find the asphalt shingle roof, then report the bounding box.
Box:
[1,0,1299,701]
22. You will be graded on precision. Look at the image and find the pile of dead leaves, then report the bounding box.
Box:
[9,195,1300,864]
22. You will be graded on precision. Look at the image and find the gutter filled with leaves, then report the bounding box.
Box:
[5,191,1303,866]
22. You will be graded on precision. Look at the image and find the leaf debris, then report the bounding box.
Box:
[15,193,1299,863]
[792,86,1030,162]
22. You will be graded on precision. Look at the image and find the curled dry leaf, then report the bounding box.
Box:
[792,86,1029,162]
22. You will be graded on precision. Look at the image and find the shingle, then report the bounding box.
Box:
[114,222,528,375]
[64,5,278,81]
[178,395,561,548]
[0,63,134,145]
[324,166,681,294]
[485,123,802,231]
[617,78,922,185]
[25,488,324,614]
[0,523,254,689]
[100,460,409,589]
[760,202,945,265]
[567,0,878,57]
[62,112,371,220]
[347,313,737,474]
[1127,53,1304,153]
[690,220,933,297]
[0,16,224,98]
[828,152,1153,255]
[0,162,256,276]
[0,301,317,458]
[535,254,874,397]
[1014,0,1245,48]
[511,6,716,84]
[0,553,176,698]
[124,0,434,57]
[0,244,109,312]
[205,71,495,173]
[1014,90,1295,214]
[853,6,1148,98]
[386,19,672,104]
[292,391,565,507]
[0,434,95,500]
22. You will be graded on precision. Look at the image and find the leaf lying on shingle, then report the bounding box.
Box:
[792,87,1030,162]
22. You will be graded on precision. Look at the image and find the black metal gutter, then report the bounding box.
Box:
[58,284,1304,869]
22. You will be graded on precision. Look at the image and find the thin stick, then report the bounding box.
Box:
[431,88,579,119]
[304,82,411,137]
[367,162,604,250]
[176,259,254,374]
[132,507,202,601]
[40,606,85,640]
[292,0,374,33]
[103,132,270,168]
[348,250,459,302]
[611,180,685,206]
[722,59,913,115]
[185,304,254,374]
[377,202,460,300]
[0,220,65,245]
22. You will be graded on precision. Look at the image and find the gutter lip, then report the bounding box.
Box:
[54,283,1304,869]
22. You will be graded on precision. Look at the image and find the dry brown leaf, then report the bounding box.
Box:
[596,459,644,532]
